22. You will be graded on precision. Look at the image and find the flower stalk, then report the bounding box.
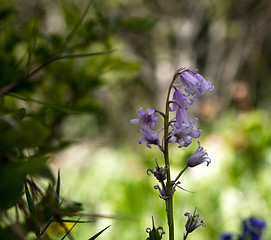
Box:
[163,67,187,240]
[173,165,188,185]
[131,66,214,240]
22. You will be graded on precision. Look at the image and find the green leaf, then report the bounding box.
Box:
[88,225,110,240]
[55,169,61,208]
[24,182,40,236]
[34,166,55,183]
[60,217,81,240]
[5,120,49,149]
[0,157,48,209]
[54,219,95,223]
[56,201,83,215]
[0,174,23,209]
[0,224,26,240]
[7,93,80,114]
[0,104,12,116]
[13,108,26,121]
[120,17,156,32]
[26,0,40,76]
[61,1,81,26]
[61,0,94,52]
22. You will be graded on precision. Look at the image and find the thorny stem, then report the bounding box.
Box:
[164,67,187,240]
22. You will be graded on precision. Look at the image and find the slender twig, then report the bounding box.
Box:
[27,51,115,79]
[60,218,81,240]
[0,50,114,97]
[39,215,54,237]
[55,214,75,240]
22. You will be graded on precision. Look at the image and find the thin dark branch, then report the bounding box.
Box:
[28,50,115,79]
[60,217,81,240]
[0,50,115,97]
[39,215,54,237]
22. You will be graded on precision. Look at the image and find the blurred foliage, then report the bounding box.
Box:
[0,0,155,238]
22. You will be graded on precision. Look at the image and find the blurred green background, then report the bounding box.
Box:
[1,0,271,239]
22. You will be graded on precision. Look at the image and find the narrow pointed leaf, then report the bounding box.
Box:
[150,217,161,240]
[24,182,40,237]
[26,0,40,75]
[61,0,94,52]
[88,225,110,240]
[55,169,60,208]
[55,219,95,223]
[60,217,80,240]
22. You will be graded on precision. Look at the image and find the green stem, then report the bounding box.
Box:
[173,165,188,184]
[183,231,189,240]
[164,82,174,240]
[163,67,187,240]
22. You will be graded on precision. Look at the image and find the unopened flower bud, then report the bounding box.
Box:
[146,217,165,240]
[147,160,168,182]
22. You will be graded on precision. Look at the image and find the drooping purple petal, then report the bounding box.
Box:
[138,128,161,149]
[184,208,206,233]
[169,89,194,111]
[168,107,201,148]
[154,185,169,200]
[178,69,214,98]
[187,142,211,167]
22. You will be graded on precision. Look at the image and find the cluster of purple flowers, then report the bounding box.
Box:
[130,107,163,151]
[132,67,213,239]
[220,217,267,240]
[131,68,213,168]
